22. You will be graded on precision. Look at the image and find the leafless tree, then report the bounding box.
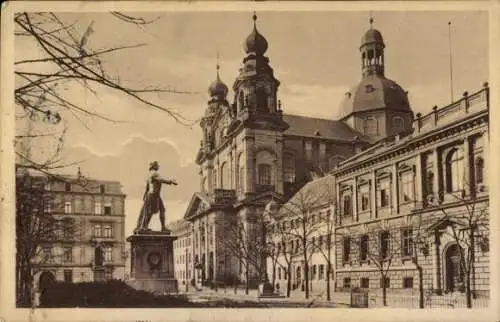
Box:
[314,204,335,301]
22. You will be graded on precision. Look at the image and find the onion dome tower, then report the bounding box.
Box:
[338,17,414,141]
[231,13,288,132]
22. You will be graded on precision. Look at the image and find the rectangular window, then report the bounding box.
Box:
[65,182,71,192]
[104,225,113,238]
[104,205,112,215]
[400,171,414,203]
[312,265,317,280]
[343,194,352,216]
[64,202,72,214]
[64,269,73,282]
[380,277,390,288]
[401,227,413,257]
[319,264,325,280]
[63,247,73,263]
[426,171,435,196]
[283,156,296,183]
[360,234,369,261]
[343,237,351,264]
[360,277,370,288]
[104,247,112,261]
[99,184,105,194]
[343,277,351,288]
[42,247,52,263]
[380,189,389,207]
[278,267,282,280]
[94,202,102,215]
[361,192,370,211]
[93,224,102,237]
[403,277,414,289]
[258,164,272,185]
[318,235,323,248]
[380,231,390,259]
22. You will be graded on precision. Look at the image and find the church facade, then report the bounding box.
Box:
[183,15,371,287]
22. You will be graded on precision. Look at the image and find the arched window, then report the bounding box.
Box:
[256,88,268,112]
[283,154,296,183]
[363,118,378,136]
[258,164,272,185]
[220,162,230,189]
[445,148,464,193]
[212,169,217,191]
[202,177,207,193]
[393,116,405,133]
[238,90,245,109]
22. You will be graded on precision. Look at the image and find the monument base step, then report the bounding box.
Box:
[127,278,178,294]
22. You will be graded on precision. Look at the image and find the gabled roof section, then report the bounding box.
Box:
[184,192,212,220]
[283,114,367,142]
[278,175,335,217]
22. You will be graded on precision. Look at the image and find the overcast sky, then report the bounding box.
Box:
[15,10,488,237]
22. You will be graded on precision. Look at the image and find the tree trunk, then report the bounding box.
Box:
[382,274,387,306]
[326,263,331,301]
[287,266,292,298]
[465,271,472,308]
[417,265,424,309]
[304,254,309,299]
[245,269,249,295]
[271,261,276,291]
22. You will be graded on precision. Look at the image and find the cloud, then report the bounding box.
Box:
[61,135,200,204]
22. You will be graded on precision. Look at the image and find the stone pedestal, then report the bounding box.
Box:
[126,231,178,294]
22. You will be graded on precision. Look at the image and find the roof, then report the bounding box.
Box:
[278,175,335,217]
[283,114,366,142]
[361,28,384,46]
[338,74,411,119]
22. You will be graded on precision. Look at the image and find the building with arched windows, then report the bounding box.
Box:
[173,15,489,300]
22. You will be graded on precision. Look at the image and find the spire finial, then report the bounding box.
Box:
[369,11,374,28]
[253,11,258,28]
[216,51,220,79]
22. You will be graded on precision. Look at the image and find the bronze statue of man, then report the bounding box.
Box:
[135,161,177,233]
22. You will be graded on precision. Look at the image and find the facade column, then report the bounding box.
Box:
[391,164,399,215]
[275,135,284,194]
[353,177,358,222]
[415,153,423,206]
[245,134,255,193]
[432,149,440,202]
[336,182,341,226]
[371,171,377,219]
[463,137,471,195]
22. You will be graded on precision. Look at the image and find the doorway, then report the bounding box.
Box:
[445,244,464,292]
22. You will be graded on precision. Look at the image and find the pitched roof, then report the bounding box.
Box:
[283,114,366,142]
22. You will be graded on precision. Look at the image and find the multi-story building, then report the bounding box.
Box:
[29,169,127,290]
[183,14,368,288]
[333,84,489,297]
[169,219,193,289]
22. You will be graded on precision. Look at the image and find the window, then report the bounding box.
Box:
[380,231,390,259]
[342,194,352,216]
[278,267,282,280]
[312,265,317,280]
[361,192,370,211]
[238,90,245,109]
[45,182,52,191]
[318,235,323,248]
[380,277,390,288]
[213,169,217,191]
[99,184,105,194]
[445,148,464,193]
[360,277,370,288]
[64,202,72,214]
[380,188,389,207]
[104,225,113,238]
[393,116,405,133]
[343,237,351,264]
[220,162,229,189]
[238,166,244,192]
[258,164,272,185]
[62,220,73,239]
[343,277,351,288]
[104,205,112,215]
[360,235,369,261]
[64,269,73,282]
[475,157,484,185]
[311,237,316,248]
[104,247,112,261]
[284,155,296,183]
[256,88,268,112]
[94,202,102,215]
[311,214,317,225]
[426,171,435,196]
[63,247,72,263]
[400,171,414,202]
[403,277,414,289]
[378,179,390,207]
[401,227,413,257]
[42,247,52,263]
[65,182,71,192]
[44,201,52,214]
[93,224,102,237]
[363,118,378,136]
[319,264,325,280]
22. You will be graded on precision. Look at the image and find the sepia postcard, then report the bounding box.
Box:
[1,1,499,322]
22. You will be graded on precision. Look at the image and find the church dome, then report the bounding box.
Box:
[361,28,384,46]
[244,14,268,55]
[208,76,228,98]
[338,74,410,119]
